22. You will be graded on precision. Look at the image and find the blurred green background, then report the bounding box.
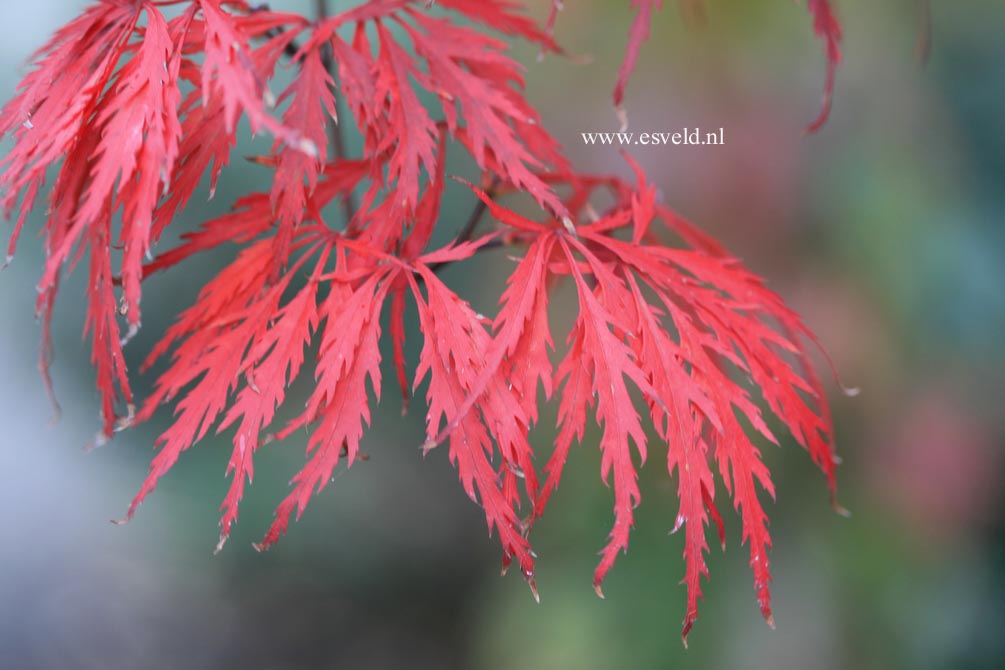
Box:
[1,1,1003,668]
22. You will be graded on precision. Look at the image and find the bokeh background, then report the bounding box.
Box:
[1,1,1003,668]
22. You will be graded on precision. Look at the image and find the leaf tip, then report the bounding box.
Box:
[561,216,577,236]
[832,500,852,518]
[297,137,319,159]
[120,322,141,347]
[616,105,629,133]
[84,429,111,453]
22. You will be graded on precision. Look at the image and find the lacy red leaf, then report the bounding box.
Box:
[0,0,848,643]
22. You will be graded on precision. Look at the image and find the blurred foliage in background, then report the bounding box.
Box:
[1,1,1002,668]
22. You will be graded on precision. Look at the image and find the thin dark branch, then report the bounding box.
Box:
[252,4,302,58]
[430,238,509,276]
[454,189,491,245]
[255,2,357,224]
[314,0,358,225]
[429,180,502,274]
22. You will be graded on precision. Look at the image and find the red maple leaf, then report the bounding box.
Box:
[0,0,853,644]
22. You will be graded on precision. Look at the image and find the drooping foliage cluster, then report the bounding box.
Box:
[0,0,845,642]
